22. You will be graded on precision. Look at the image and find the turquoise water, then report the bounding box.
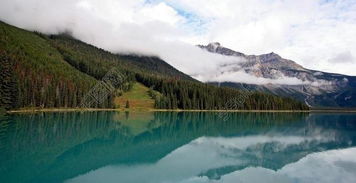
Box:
[0,112,356,183]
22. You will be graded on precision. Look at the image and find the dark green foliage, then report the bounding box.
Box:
[125,100,130,108]
[0,21,309,110]
[136,74,309,110]
[48,34,193,81]
[0,52,18,109]
[0,22,101,109]
[119,55,195,81]
[44,27,308,110]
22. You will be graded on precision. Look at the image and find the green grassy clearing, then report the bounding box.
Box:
[115,82,156,110]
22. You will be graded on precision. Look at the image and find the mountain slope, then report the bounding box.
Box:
[49,34,195,81]
[0,21,308,111]
[199,42,356,108]
[0,21,195,110]
[0,21,98,109]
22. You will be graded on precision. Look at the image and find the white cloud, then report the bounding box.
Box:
[0,0,355,84]
[328,51,355,63]
[196,70,310,85]
[168,0,356,76]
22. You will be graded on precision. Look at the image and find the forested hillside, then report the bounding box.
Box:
[0,21,309,111]
[48,34,194,81]
[0,22,99,109]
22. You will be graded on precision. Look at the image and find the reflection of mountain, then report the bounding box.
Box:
[0,112,355,183]
[203,113,356,179]
[190,147,356,183]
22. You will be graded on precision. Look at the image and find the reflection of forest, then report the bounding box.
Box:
[0,112,355,183]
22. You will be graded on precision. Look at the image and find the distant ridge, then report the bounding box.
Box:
[0,21,308,111]
[199,42,356,107]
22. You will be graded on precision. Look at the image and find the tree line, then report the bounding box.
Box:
[137,74,309,110]
[0,21,309,110]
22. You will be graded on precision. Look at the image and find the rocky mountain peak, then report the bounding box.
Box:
[205,42,221,52]
[258,52,283,63]
[197,42,356,108]
[198,42,245,57]
[208,42,221,47]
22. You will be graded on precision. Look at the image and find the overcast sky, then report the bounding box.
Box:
[1,0,356,80]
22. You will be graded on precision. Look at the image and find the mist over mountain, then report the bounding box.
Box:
[0,21,308,111]
[198,42,356,107]
[1,0,356,77]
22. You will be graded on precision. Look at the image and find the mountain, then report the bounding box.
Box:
[198,42,356,108]
[0,21,308,111]
[49,33,195,81]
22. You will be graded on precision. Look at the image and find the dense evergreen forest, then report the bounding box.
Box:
[0,21,309,111]
[138,75,307,110]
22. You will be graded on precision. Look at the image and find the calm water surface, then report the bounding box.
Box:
[1,112,356,183]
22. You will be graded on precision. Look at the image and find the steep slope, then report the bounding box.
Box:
[34,27,310,110]
[0,21,194,110]
[49,34,195,81]
[0,21,99,109]
[0,21,308,111]
[120,54,195,81]
[199,42,356,108]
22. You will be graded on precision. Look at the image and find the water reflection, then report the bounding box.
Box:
[0,112,355,183]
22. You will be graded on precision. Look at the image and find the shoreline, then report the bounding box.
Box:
[6,108,356,113]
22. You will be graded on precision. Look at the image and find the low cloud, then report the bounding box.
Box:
[328,51,355,63]
[1,0,356,83]
[1,0,307,85]
[195,70,309,85]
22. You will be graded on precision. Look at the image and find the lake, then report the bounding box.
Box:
[0,111,356,183]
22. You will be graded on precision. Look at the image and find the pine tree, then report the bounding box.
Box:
[125,100,130,108]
